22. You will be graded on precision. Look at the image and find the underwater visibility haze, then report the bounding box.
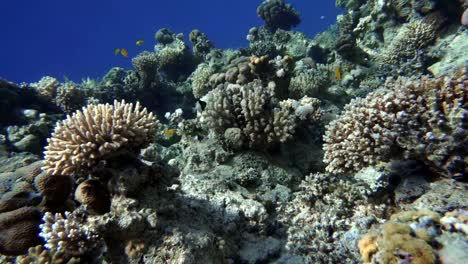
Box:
[0,0,341,83]
[0,0,467,263]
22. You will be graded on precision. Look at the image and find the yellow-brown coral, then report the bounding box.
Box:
[43,100,158,175]
[358,233,378,263]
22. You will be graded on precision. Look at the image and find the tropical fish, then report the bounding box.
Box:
[114,48,120,55]
[120,48,129,57]
[136,39,144,46]
[164,128,177,138]
[335,66,342,81]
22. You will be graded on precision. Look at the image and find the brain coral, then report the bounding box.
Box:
[43,100,158,176]
[323,67,467,179]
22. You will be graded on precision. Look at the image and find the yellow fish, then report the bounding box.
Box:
[335,66,342,81]
[136,39,144,46]
[164,128,177,138]
[120,48,129,57]
[114,48,120,55]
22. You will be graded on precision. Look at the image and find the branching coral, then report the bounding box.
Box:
[201,80,321,149]
[43,100,158,175]
[39,212,102,257]
[323,67,467,179]
[257,0,301,30]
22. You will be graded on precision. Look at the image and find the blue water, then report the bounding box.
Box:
[0,0,342,83]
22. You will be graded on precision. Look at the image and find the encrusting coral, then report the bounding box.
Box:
[323,67,467,179]
[43,100,158,176]
[357,209,468,264]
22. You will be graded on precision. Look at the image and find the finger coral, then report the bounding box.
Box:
[43,100,158,176]
[323,67,467,179]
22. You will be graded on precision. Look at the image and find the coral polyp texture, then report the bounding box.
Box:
[43,100,158,175]
[324,67,467,179]
[2,0,468,263]
[131,51,160,88]
[257,0,301,30]
[378,20,436,65]
[201,80,321,149]
[39,211,102,257]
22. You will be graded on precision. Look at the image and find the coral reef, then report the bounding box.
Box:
[288,64,331,98]
[190,63,214,99]
[324,67,467,179]
[1,0,467,263]
[277,173,385,263]
[377,20,436,69]
[189,29,215,61]
[16,245,81,264]
[0,207,43,255]
[257,0,301,30]
[154,29,196,81]
[201,80,321,149]
[359,209,468,264]
[131,51,160,89]
[39,211,103,257]
[43,100,158,175]
[30,77,87,114]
